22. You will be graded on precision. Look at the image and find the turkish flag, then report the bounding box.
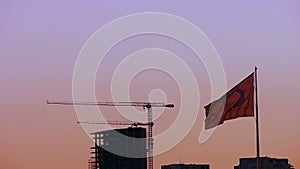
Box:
[204,73,254,129]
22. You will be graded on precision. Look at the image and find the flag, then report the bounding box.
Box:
[204,73,254,129]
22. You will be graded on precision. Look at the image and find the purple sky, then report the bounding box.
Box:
[1,1,300,169]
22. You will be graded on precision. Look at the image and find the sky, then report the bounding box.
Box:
[1,1,300,169]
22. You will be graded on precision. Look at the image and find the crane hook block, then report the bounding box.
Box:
[166,104,174,108]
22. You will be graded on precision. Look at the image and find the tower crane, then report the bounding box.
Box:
[78,120,154,128]
[47,101,174,169]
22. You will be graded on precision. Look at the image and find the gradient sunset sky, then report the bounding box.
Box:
[1,1,300,169]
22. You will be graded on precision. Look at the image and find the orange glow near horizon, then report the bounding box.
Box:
[1,1,300,169]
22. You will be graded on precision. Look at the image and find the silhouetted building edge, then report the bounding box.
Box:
[161,163,210,169]
[234,156,294,169]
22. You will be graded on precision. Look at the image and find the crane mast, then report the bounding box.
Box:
[47,100,174,169]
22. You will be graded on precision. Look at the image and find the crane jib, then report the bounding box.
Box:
[46,100,174,108]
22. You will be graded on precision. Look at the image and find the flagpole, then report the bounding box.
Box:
[255,67,260,169]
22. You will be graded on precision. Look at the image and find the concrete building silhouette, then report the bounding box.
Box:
[234,157,294,169]
[89,127,147,169]
[161,164,210,169]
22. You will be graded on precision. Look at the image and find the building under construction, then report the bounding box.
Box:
[89,127,147,169]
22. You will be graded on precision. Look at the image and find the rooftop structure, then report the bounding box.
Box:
[234,156,294,169]
[161,164,210,169]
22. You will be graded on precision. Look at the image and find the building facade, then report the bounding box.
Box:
[161,164,210,169]
[234,157,294,169]
[90,127,147,169]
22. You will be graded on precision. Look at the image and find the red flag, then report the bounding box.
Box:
[205,73,254,129]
